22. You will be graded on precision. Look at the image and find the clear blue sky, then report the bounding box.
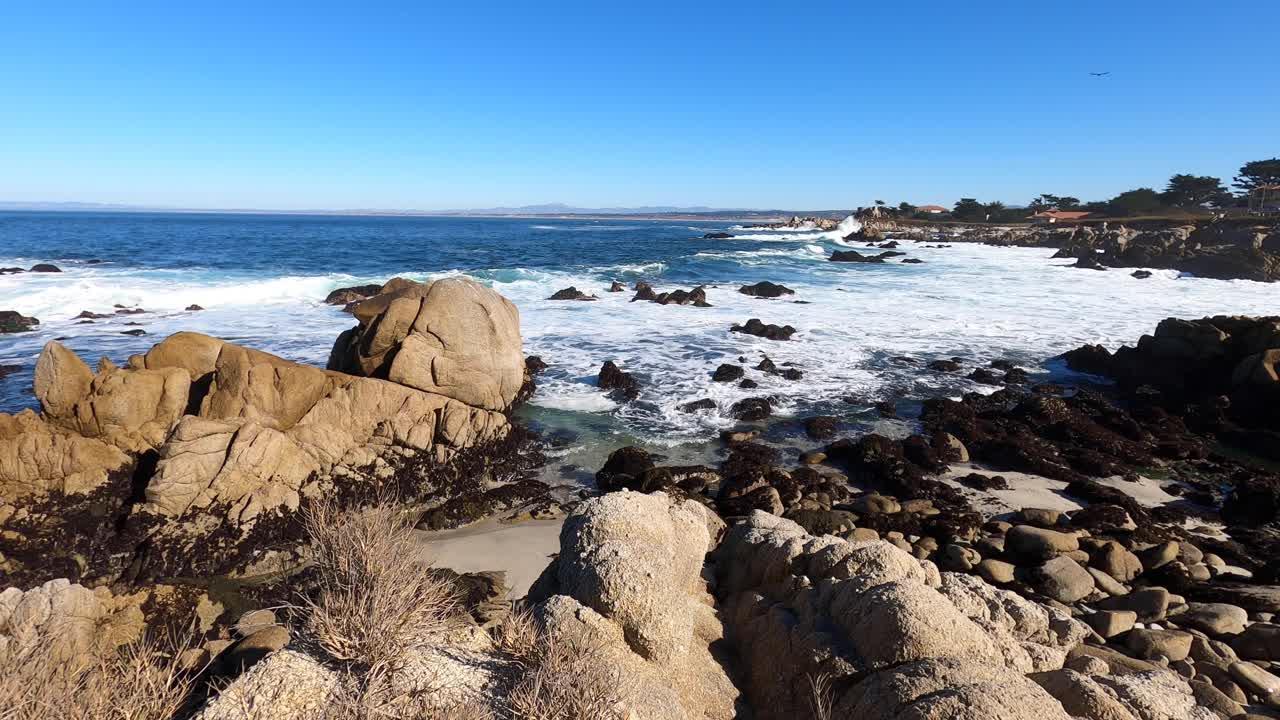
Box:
[1,1,1276,211]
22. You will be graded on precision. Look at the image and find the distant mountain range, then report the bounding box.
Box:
[0,200,842,219]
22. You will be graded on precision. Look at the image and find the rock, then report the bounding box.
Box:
[1233,622,1280,660]
[680,398,716,412]
[711,363,744,382]
[1030,669,1141,720]
[1126,628,1193,661]
[1087,567,1129,596]
[1071,504,1138,533]
[1228,661,1280,707]
[597,360,640,401]
[235,609,279,638]
[928,359,962,372]
[0,310,39,333]
[1018,507,1062,527]
[547,286,597,301]
[829,249,899,263]
[959,472,1008,490]
[532,491,738,718]
[631,282,658,302]
[730,397,772,421]
[607,281,625,292]
[976,559,1016,584]
[1138,541,1180,571]
[1091,541,1144,583]
[595,446,655,492]
[29,263,61,272]
[738,281,795,298]
[185,304,204,311]
[1178,603,1249,637]
[703,231,733,239]
[803,415,838,440]
[327,276,524,412]
[901,258,924,264]
[730,318,796,341]
[323,282,383,305]
[849,493,901,515]
[1096,671,1221,720]
[1008,525,1080,560]
[1034,555,1096,604]
[1086,610,1138,638]
[120,328,147,336]
[1132,270,1153,279]
[1100,587,1172,623]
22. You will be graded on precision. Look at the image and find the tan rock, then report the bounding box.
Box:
[33,341,93,420]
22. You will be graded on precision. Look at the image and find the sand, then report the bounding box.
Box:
[415,517,564,598]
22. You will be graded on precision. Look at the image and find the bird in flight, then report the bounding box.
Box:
[1089,71,1111,77]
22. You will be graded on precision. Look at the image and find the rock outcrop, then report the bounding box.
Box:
[2,277,532,589]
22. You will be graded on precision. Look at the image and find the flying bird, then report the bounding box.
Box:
[1089,71,1111,77]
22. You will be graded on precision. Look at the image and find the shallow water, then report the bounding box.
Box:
[3,210,1279,480]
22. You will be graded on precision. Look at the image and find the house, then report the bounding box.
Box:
[1030,210,1090,224]
[1248,185,1280,215]
[917,205,948,214]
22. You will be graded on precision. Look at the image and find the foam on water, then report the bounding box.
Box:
[4,217,1280,460]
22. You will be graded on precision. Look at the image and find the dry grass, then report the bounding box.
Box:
[503,615,631,720]
[300,498,459,681]
[807,673,835,720]
[0,627,197,720]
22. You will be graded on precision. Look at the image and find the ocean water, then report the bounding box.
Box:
[3,211,1279,479]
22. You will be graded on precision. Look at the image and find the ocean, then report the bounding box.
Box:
[3,210,1279,482]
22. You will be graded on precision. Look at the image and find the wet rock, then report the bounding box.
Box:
[120,329,147,336]
[74,310,111,319]
[703,232,733,239]
[968,368,1002,384]
[730,397,772,421]
[958,473,1008,490]
[631,282,658,302]
[874,400,898,418]
[0,310,39,333]
[1061,344,1114,375]
[595,446,655,492]
[598,360,640,401]
[1132,270,1153,279]
[548,286,597,301]
[928,359,961,372]
[323,283,382,305]
[901,258,924,264]
[29,263,62,272]
[828,249,902,263]
[730,318,796,341]
[711,363,744,382]
[1073,255,1107,270]
[738,281,794,298]
[738,378,758,389]
[525,355,548,374]
[680,398,716,413]
[608,281,625,292]
[185,304,205,311]
[803,416,838,440]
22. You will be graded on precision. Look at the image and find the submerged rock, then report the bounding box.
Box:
[738,281,795,298]
[0,310,39,333]
[730,318,796,341]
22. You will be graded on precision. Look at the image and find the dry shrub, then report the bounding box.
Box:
[504,621,631,720]
[807,672,834,720]
[0,627,196,720]
[301,498,459,681]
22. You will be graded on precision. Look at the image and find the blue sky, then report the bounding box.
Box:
[1,1,1276,211]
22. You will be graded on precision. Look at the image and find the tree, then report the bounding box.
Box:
[1056,196,1081,209]
[1161,174,1230,209]
[898,201,917,216]
[1030,193,1080,211]
[1233,158,1280,193]
[953,198,985,221]
[1107,188,1164,216]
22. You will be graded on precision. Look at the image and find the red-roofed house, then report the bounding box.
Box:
[1030,210,1091,224]
[917,205,948,214]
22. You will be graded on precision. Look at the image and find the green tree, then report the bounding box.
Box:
[1161,174,1230,208]
[898,201,917,215]
[1107,188,1164,216]
[1233,158,1280,193]
[1056,196,1081,209]
[953,198,985,221]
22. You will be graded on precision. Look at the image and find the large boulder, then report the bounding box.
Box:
[327,277,524,412]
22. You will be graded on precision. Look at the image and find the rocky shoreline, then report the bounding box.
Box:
[4,271,1280,717]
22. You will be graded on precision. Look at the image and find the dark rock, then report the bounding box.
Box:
[738,281,795,298]
[958,473,1008,491]
[0,311,40,333]
[185,304,205,311]
[780,368,803,380]
[804,416,839,440]
[1132,270,1153,279]
[0,267,25,274]
[928,359,961,372]
[968,368,1002,385]
[1073,255,1107,270]
[703,232,733,239]
[29,264,61,273]
[74,310,110,319]
[324,283,382,305]
[875,400,898,418]
[525,356,548,374]
[607,281,625,292]
[1003,368,1030,384]
[0,364,20,380]
[829,250,899,263]
[900,258,924,264]
[120,329,147,336]
[548,286,597,301]
[595,446,655,492]
[650,286,711,307]
[114,307,146,315]
[631,282,657,302]
[597,360,640,401]
[739,378,758,389]
[712,363,745,382]
[730,318,796,341]
[680,398,716,412]
[1061,344,1114,376]
[731,397,772,421]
